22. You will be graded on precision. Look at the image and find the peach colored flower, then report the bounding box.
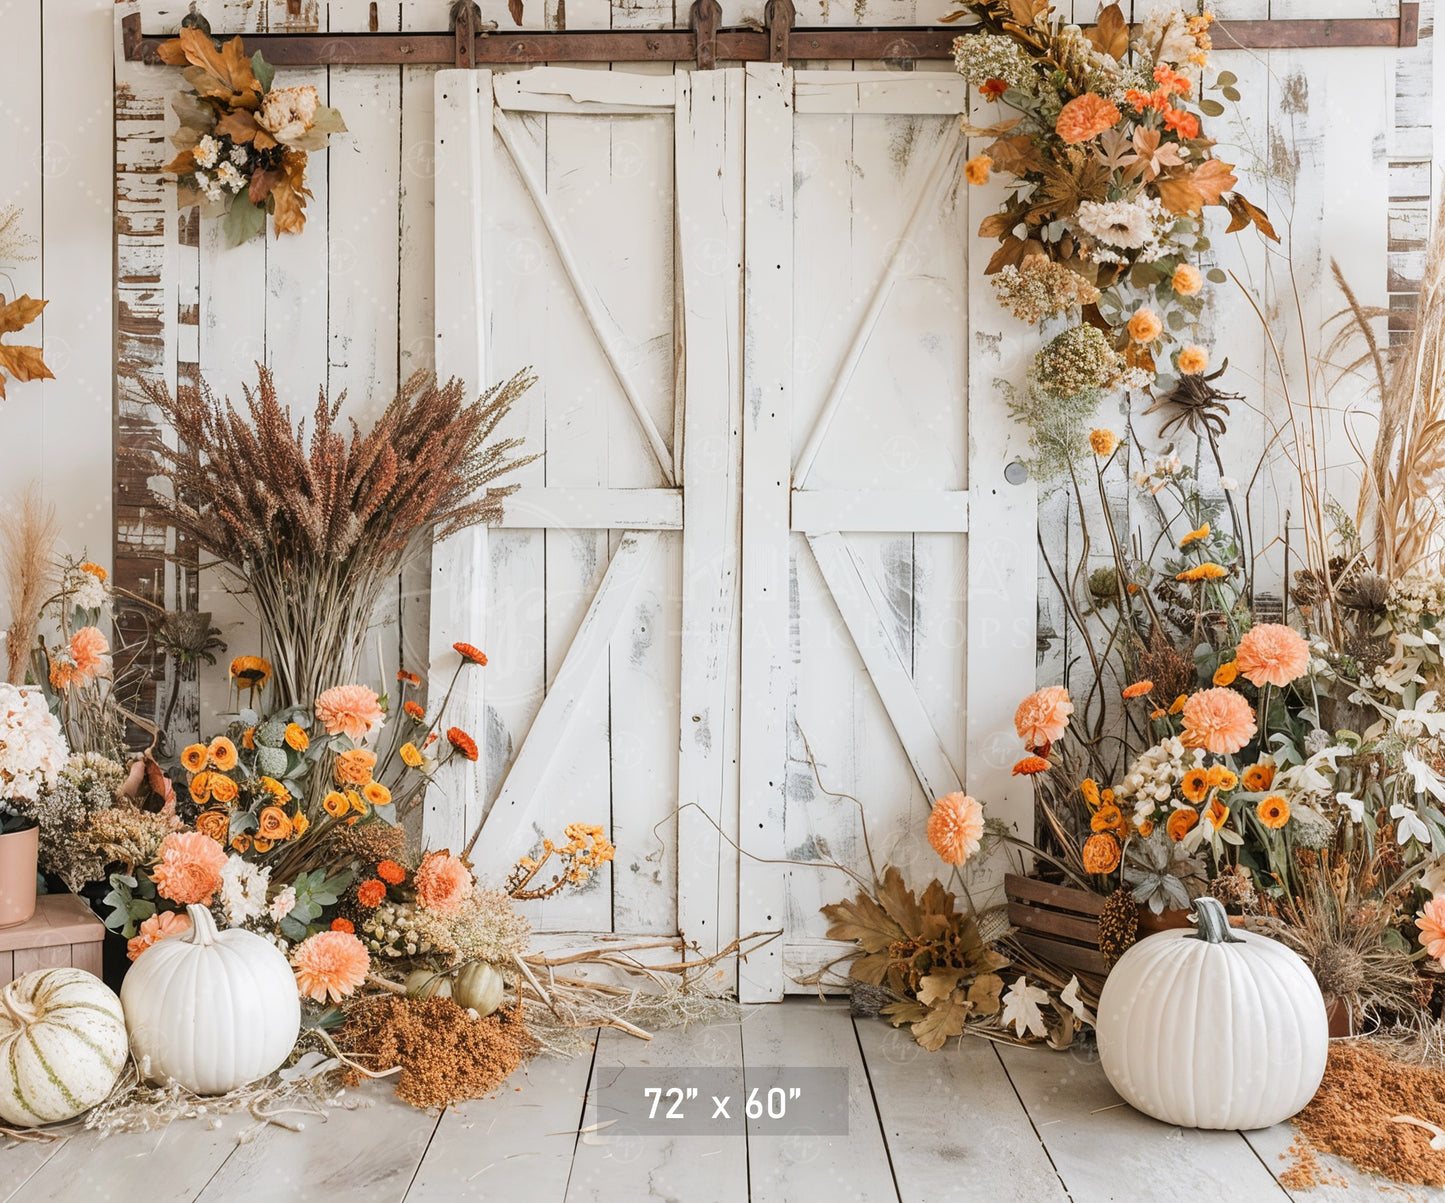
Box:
[1181,687,1257,755]
[1122,680,1153,700]
[1419,895,1445,963]
[1089,428,1118,457]
[1167,808,1199,842]
[314,684,385,743]
[1171,263,1203,295]
[927,792,985,866]
[414,850,474,914]
[964,154,992,185]
[1177,344,1209,375]
[1128,307,1163,343]
[1055,93,1121,143]
[292,930,371,1003]
[150,831,228,905]
[69,626,110,681]
[1014,685,1073,750]
[1234,623,1311,688]
[333,747,378,786]
[126,910,192,961]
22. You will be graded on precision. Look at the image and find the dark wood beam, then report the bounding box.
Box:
[120,3,1420,68]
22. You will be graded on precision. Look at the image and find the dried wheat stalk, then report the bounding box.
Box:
[1,483,57,685]
[133,367,537,706]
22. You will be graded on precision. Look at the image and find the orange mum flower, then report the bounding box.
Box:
[1082,833,1121,874]
[400,742,424,769]
[1012,755,1051,775]
[1242,763,1275,792]
[1163,108,1200,139]
[334,747,378,786]
[1182,687,1257,755]
[330,918,355,933]
[447,727,479,761]
[1234,623,1311,688]
[1167,808,1199,842]
[151,832,227,905]
[1256,794,1290,829]
[323,791,350,818]
[403,700,425,721]
[926,792,985,867]
[1055,93,1121,143]
[292,930,370,1003]
[964,154,992,185]
[1014,686,1073,750]
[453,642,489,666]
[1122,680,1154,700]
[377,859,406,885]
[180,743,209,773]
[1128,307,1163,343]
[1089,428,1119,457]
[356,879,387,907]
[414,850,474,914]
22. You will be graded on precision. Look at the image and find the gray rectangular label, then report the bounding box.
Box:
[589,1067,848,1136]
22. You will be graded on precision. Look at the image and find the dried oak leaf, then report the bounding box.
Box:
[822,887,904,953]
[0,295,51,400]
[917,969,963,1007]
[1191,158,1238,206]
[269,149,314,236]
[911,996,974,1051]
[986,133,1045,178]
[159,29,262,109]
[1085,3,1130,60]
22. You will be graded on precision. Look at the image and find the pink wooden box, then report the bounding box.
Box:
[0,892,106,984]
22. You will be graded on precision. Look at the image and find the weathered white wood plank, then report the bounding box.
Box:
[427,70,494,856]
[738,61,795,1003]
[854,1018,1069,1203]
[193,1082,441,1203]
[807,532,964,802]
[473,531,663,875]
[794,73,971,114]
[8,1120,238,1203]
[496,487,683,530]
[495,67,675,112]
[995,1044,1290,1203]
[676,66,745,973]
[566,1021,749,1203]
[406,1036,597,1200]
[0,1139,68,1203]
[741,999,899,1203]
[792,489,970,534]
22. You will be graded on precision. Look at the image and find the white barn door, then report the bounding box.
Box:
[430,64,1034,991]
[430,66,744,943]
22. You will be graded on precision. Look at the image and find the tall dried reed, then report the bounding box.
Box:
[135,367,536,706]
[1,484,57,685]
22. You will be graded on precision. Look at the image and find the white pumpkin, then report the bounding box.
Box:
[1097,896,1328,1130]
[0,967,128,1126]
[453,961,505,1016]
[121,903,300,1095]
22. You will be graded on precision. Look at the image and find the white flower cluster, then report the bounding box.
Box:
[0,684,67,810]
[219,855,271,927]
[1074,195,1175,263]
[1114,736,1203,823]
[951,33,1038,94]
[1133,450,1184,494]
[194,134,220,170]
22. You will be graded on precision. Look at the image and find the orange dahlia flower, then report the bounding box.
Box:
[292,930,370,1003]
[1014,685,1073,750]
[1055,93,1121,143]
[315,683,385,743]
[1181,687,1257,755]
[151,831,228,905]
[414,850,475,914]
[1234,623,1311,688]
[926,792,985,867]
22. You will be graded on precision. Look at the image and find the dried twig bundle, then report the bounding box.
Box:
[135,367,536,704]
[1,483,57,684]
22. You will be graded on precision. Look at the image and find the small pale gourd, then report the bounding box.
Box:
[121,903,300,1095]
[1096,897,1328,1130]
[404,968,453,1000]
[0,967,128,1126]
[453,962,505,1016]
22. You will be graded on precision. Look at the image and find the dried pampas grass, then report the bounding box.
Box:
[1,482,57,685]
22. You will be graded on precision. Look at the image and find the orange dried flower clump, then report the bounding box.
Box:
[377,859,406,885]
[927,792,985,866]
[1089,428,1118,457]
[403,700,425,721]
[356,879,387,907]
[1012,755,1051,775]
[1128,307,1162,343]
[1055,93,1120,143]
[1172,263,1203,295]
[1176,345,1209,375]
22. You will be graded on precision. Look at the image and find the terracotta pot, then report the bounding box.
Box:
[1136,906,1193,936]
[0,823,39,927]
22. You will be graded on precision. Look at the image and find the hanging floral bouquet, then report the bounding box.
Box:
[158,26,347,245]
[949,2,1275,388]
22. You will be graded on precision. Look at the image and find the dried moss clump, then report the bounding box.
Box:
[337,996,537,1110]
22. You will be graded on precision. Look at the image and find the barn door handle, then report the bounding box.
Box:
[690,0,722,70]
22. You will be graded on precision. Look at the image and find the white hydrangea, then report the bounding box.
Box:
[229,144,249,167]
[193,134,220,170]
[72,572,106,610]
[219,855,271,927]
[0,684,68,810]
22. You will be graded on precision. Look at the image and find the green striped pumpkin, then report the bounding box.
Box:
[0,967,128,1126]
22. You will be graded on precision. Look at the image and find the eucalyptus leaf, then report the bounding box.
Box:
[1222,87,1241,103]
[223,197,267,247]
[1207,267,1228,284]
[1215,70,1237,87]
[252,51,275,92]
[1199,98,1226,117]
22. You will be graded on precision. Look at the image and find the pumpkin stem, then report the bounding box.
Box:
[185,901,220,946]
[1190,896,1242,944]
[0,982,37,1028]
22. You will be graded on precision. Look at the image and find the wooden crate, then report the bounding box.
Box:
[0,892,106,985]
[1005,873,1110,991]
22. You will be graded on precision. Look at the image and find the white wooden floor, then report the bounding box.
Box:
[1,999,1434,1202]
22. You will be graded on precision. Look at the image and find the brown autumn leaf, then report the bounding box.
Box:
[0,294,46,336]
[0,344,54,387]
[1085,3,1129,60]
[248,166,282,206]
[1154,171,1205,215]
[1190,158,1238,206]
[911,996,974,1051]
[977,212,1017,240]
[1225,192,1280,242]
[1009,0,1050,26]
[508,0,525,24]
[163,147,198,176]
[985,234,1038,274]
[987,133,1045,177]
[269,150,314,236]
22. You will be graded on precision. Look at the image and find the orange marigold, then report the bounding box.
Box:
[447,727,479,762]
[356,879,387,907]
[1012,755,1051,776]
[253,837,274,853]
[1122,680,1153,699]
[1242,763,1275,792]
[1055,92,1121,143]
[1014,685,1073,751]
[1203,798,1229,830]
[1167,808,1200,842]
[403,700,426,721]
[377,859,406,885]
[1257,794,1290,829]
[1080,778,1101,809]
[330,918,355,933]
[1179,522,1210,549]
[1181,687,1257,755]
[1205,765,1237,791]
[964,154,992,185]
[927,792,985,867]
[188,772,212,805]
[453,642,489,666]
[1234,622,1311,688]
[1091,803,1124,833]
[1082,833,1121,874]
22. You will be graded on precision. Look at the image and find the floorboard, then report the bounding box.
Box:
[191,1081,441,1203]
[995,1043,1291,1203]
[1243,1118,1445,1201]
[740,998,900,1203]
[854,1018,1069,1203]
[565,1020,750,1202]
[8,1120,237,1203]
[0,1138,68,1202]
[406,1035,598,1200]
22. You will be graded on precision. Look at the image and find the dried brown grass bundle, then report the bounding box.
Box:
[1,483,57,684]
[135,366,536,704]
